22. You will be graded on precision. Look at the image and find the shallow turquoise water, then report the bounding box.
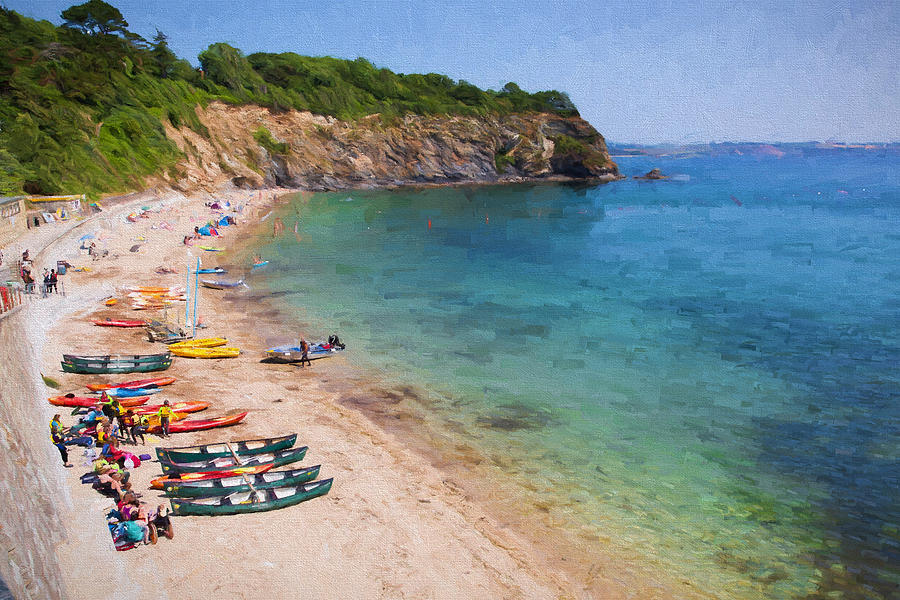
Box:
[247,147,899,598]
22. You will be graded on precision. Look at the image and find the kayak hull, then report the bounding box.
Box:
[159,445,305,474]
[171,478,332,516]
[163,465,320,498]
[157,433,297,464]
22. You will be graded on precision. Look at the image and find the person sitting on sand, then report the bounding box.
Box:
[149,505,174,542]
[94,459,132,500]
[71,406,102,434]
[50,414,73,467]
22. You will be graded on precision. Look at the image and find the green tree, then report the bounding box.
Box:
[61,0,129,36]
[151,29,177,78]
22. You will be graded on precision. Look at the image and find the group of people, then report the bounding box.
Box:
[50,396,177,547]
[17,249,61,295]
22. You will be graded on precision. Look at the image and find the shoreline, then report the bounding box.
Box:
[8,183,703,599]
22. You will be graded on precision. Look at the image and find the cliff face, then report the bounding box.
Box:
[160,103,618,192]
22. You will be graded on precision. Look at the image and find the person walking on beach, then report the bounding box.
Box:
[299,338,311,367]
[49,269,57,293]
[50,414,73,467]
[156,400,175,437]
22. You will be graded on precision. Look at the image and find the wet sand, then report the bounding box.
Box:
[12,185,708,599]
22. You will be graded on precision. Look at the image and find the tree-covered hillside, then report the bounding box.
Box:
[0,1,582,196]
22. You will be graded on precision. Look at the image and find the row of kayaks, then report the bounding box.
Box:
[62,339,344,371]
[153,433,332,516]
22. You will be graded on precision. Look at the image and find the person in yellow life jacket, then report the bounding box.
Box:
[50,414,73,467]
[156,400,175,437]
[131,412,150,445]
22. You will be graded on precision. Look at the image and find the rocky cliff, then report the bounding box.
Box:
[160,103,619,192]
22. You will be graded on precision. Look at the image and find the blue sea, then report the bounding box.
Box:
[243,145,899,598]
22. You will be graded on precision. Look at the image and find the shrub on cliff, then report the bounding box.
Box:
[0,2,590,195]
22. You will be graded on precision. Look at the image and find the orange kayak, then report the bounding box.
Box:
[132,401,209,415]
[150,463,273,489]
[48,395,149,408]
[86,377,176,392]
[150,411,247,434]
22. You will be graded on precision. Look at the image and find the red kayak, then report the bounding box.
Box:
[150,463,273,489]
[132,401,210,415]
[86,377,176,392]
[151,411,247,434]
[48,395,150,408]
[92,319,147,328]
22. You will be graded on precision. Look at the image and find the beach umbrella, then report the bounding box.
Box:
[79,233,95,241]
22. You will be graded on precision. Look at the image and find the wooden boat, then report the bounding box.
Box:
[156,433,297,464]
[170,478,333,516]
[164,465,321,498]
[200,278,244,290]
[150,464,274,489]
[48,395,149,408]
[167,337,227,349]
[170,347,239,359]
[158,444,305,474]
[62,358,172,374]
[86,376,176,391]
[264,343,343,363]
[92,319,147,327]
[151,411,248,437]
[64,352,171,364]
[132,400,210,415]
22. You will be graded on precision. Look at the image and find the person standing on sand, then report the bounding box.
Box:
[50,414,73,467]
[299,338,311,367]
[156,400,175,437]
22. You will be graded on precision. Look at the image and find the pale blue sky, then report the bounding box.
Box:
[6,0,899,143]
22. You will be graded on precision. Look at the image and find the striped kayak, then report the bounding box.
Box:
[156,433,297,464]
[159,445,306,474]
[170,347,239,359]
[150,464,274,490]
[62,359,172,374]
[265,344,343,363]
[151,411,248,437]
[163,465,320,498]
[133,401,210,416]
[170,478,333,516]
[48,395,149,408]
[86,376,176,391]
[167,338,227,349]
[92,319,147,327]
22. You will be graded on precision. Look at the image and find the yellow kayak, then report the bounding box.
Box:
[168,337,228,349]
[170,347,240,359]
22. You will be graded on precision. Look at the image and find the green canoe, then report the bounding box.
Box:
[159,446,308,474]
[164,465,321,498]
[156,433,298,464]
[61,359,172,374]
[171,478,333,516]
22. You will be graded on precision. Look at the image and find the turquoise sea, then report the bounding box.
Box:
[244,145,899,598]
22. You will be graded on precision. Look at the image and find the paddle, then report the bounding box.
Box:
[225,442,261,503]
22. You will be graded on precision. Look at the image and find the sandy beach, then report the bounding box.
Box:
[2,185,709,600]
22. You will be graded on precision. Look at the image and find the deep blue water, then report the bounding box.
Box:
[248,145,899,598]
